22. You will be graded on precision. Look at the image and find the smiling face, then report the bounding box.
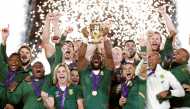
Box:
[8,53,21,72]
[32,62,45,79]
[71,70,80,85]
[124,41,136,58]
[148,32,162,52]
[173,48,189,64]
[53,64,71,85]
[18,46,32,66]
[62,41,74,60]
[91,52,102,70]
[122,64,135,81]
[56,66,68,84]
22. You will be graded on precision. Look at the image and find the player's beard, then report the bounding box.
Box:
[91,62,101,70]
[21,60,30,66]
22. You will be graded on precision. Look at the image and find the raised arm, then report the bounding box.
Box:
[77,42,88,71]
[52,36,66,72]
[103,36,114,70]
[0,27,9,79]
[42,13,55,58]
[1,26,9,62]
[42,13,63,57]
[159,5,177,38]
[77,25,95,70]
[157,6,175,61]
[1,25,9,46]
[0,44,8,80]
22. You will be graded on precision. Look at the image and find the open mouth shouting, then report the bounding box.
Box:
[65,50,71,54]
[126,73,133,80]
[57,72,68,84]
[9,65,18,71]
[151,43,160,51]
[32,62,45,78]
[52,35,60,41]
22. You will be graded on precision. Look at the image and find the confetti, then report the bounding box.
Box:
[27,0,176,58]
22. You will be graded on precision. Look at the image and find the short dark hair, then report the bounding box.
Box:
[8,53,22,65]
[63,41,74,49]
[125,40,135,44]
[32,61,43,67]
[9,52,20,59]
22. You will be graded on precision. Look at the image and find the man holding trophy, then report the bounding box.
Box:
[78,20,114,109]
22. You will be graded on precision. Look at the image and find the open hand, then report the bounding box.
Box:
[1,25,9,45]
[158,5,167,15]
[81,26,90,38]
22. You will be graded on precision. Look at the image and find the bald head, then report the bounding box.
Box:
[148,51,161,70]
[173,48,189,64]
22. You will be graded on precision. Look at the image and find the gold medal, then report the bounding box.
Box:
[92,91,97,96]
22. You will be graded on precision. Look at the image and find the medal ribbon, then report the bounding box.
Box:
[4,70,16,87]
[91,71,102,92]
[56,84,67,109]
[147,69,155,77]
[31,77,44,98]
[121,82,129,98]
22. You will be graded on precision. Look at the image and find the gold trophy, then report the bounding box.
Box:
[90,22,101,44]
